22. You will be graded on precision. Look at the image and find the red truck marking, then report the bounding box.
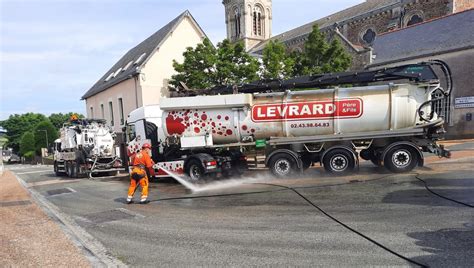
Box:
[251,98,363,122]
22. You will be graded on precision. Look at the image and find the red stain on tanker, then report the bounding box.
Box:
[201,114,208,121]
[166,115,186,135]
[226,129,233,135]
[217,115,222,119]
[225,116,229,120]
[194,127,200,133]
[242,125,248,131]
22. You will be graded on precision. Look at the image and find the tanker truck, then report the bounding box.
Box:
[126,61,452,180]
[53,118,124,178]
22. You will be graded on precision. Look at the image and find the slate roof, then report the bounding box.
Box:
[249,0,399,54]
[371,9,474,66]
[82,10,203,100]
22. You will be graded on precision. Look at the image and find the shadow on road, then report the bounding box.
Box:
[408,224,474,267]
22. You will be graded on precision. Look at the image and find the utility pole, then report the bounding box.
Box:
[37,130,48,165]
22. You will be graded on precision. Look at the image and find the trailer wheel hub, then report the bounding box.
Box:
[275,159,291,175]
[331,155,348,171]
[392,150,411,168]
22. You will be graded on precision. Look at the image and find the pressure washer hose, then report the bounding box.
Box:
[144,171,472,267]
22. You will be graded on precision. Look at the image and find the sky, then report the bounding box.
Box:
[0,0,364,120]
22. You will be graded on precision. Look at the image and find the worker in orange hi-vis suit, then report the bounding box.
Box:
[127,143,155,204]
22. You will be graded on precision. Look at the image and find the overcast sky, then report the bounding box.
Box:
[0,0,364,120]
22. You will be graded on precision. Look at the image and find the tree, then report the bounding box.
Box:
[19,131,35,156]
[170,38,259,89]
[34,120,58,154]
[295,25,352,76]
[214,39,259,85]
[0,113,46,152]
[49,112,84,129]
[261,40,295,80]
[321,38,352,73]
[171,38,217,89]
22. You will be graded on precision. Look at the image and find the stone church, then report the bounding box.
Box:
[223,0,474,69]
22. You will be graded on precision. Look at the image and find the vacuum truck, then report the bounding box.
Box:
[126,61,452,180]
[53,118,124,178]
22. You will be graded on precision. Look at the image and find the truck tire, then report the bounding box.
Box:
[384,145,418,173]
[65,162,71,177]
[53,161,62,176]
[185,159,204,181]
[322,149,355,174]
[268,153,298,178]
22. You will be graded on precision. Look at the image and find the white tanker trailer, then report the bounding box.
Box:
[126,61,452,179]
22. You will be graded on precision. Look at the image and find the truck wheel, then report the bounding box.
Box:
[322,149,355,174]
[384,145,418,173]
[268,153,298,178]
[186,160,204,181]
[54,161,63,176]
[65,162,71,177]
[66,162,76,178]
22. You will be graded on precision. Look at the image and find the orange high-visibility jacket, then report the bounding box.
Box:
[131,150,154,177]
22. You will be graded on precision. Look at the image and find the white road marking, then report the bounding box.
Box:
[27,179,83,187]
[15,170,51,175]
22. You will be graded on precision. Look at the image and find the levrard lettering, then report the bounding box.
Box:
[251,99,363,122]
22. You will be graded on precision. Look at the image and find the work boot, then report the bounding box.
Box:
[140,196,149,204]
[126,197,133,204]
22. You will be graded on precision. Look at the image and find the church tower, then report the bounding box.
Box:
[223,0,272,51]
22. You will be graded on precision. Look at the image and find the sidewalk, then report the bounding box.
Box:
[0,170,90,267]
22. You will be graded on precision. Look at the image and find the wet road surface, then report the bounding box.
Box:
[7,141,474,267]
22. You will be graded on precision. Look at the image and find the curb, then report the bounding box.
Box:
[13,172,127,267]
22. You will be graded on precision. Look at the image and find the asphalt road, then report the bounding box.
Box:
[7,141,474,267]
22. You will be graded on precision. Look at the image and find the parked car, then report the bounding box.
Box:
[7,153,21,164]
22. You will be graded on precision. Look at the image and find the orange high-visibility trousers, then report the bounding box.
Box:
[127,176,149,200]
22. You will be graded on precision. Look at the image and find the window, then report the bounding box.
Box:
[407,14,423,26]
[126,123,136,142]
[109,101,114,126]
[104,73,114,82]
[253,6,263,36]
[362,28,376,45]
[234,8,241,37]
[100,104,105,119]
[123,61,133,71]
[90,107,94,118]
[113,67,122,77]
[134,53,146,65]
[118,98,124,125]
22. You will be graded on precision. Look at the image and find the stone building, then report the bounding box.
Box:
[82,11,207,132]
[369,9,474,138]
[223,0,474,69]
